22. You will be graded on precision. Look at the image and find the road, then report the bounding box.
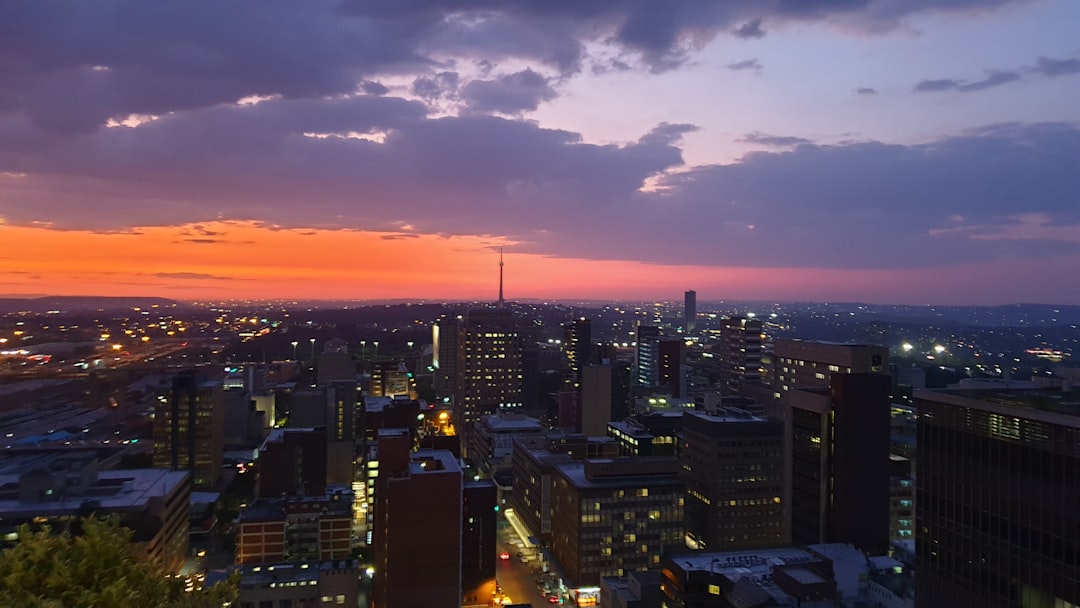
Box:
[493,517,567,607]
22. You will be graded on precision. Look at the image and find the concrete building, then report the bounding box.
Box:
[232,560,360,608]
[257,428,328,498]
[549,457,685,588]
[915,388,1080,607]
[462,479,498,606]
[582,364,614,437]
[680,409,785,551]
[368,360,418,400]
[469,412,543,478]
[635,325,661,387]
[772,340,888,395]
[717,316,764,394]
[316,339,355,385]
[789,374,891,555]
[153,370,224,489]
[236,489,353,565]
[684,290,697,334]
[371,436,463,608]
[0,459,190,572]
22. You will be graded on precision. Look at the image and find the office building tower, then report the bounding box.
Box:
[458,308,524,435]
[549,458,685,588]
[433,316,461,399]
[772,340,888,395]
[563,317,593,391]
[657,338,684,397]
[316,339,355,385]
[257,428,328,498]
[635,324,661,387]
[915,388,1080,607]
[718,316,764,394]
[462,479,498,605]
[371,434,463,608]
[684,290,697,334]
[581,364,614,437]
[790,373,891,554]
[286,382,359,486]
[153,370,224,489]
[681,409,785,551]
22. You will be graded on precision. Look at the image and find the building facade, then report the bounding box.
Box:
[680,409,785,551]
[915,388,1080,607]
[153,370,224,489]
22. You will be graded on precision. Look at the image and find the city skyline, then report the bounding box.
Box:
[2,1,1079,305]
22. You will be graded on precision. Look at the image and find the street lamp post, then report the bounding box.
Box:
[372,341,379,361]
[291,341,299,361]
[309,338,316,360]
[360,340,366,360]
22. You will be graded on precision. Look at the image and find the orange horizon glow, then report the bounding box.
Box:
[1,221,1076,306]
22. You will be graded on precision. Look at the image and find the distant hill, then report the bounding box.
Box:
[0,296,188,314]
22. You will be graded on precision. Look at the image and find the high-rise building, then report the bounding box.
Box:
[789,373,891,555]
[549,457,685,588]
[371,433,463,608]
[657,338,684,397]
[581,364,613,437]
[772,340,888,395]
[684,290,697,334]
[680,409,785,551]
[718,315,764,394]
[153,370,224,489]
[369,360,418,399]
[462,479,498,605]
[456,309,525,438]
[635,324,661,387]
[915,388,1080,607]
[563,317,593,391]
[316,338,355,385]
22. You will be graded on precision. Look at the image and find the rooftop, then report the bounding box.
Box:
[915,388,1080,428]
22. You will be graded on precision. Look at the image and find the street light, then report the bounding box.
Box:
[309,338,316,360]
[291,341,299,361]
[360,340,366,360]
[372,341,379,361]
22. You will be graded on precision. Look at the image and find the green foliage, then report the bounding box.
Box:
[0,516,236,608]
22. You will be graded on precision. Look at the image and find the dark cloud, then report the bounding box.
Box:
[855,87,877,95]
[361,81,390,95]
[727,58,763,72]
[732,19,767,39]
[638,123,700,147]
[1035,56,1080,77]
[913,70,1020,93]
[0,1,1034,135]
[411,72,460,100]
[1,80,1075,272]
[461,69,557,114]
[739,132,813,147]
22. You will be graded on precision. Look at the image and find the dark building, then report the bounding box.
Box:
[790,373,891,555]
[681,409,785,551]
[153,370,224,489]
[462,479,498,605]
[657,338,684,398]
[660,546,842,608]
[257,427,328,498]
[563,317,593,391]
[371,432,463,608]
[684,290,697,334]
[915,388,1080,608]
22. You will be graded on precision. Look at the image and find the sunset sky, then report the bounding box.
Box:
[1,1,1078,304]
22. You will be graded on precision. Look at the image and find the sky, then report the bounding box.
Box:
[1,1,1079,305]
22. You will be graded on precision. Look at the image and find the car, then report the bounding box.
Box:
[548,595,559,603]
[499,551,510,561]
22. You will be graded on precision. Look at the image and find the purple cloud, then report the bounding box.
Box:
[461,69,557,114]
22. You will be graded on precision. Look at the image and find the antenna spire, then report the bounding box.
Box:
[498,247,505,308]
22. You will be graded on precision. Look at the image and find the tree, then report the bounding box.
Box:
[0,516,236,608]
